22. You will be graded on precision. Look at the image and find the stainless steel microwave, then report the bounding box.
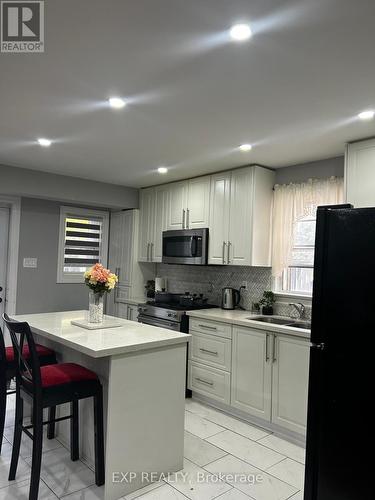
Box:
[162,228,209,265]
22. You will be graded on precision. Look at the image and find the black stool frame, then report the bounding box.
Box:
[2,314,105,500]
[0,326,57,455]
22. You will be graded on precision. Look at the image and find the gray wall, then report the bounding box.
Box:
[0,163,139,210]
[16,198,91,314]
[275,156,344,184]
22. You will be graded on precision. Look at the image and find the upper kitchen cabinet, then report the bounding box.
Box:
[108,210,132,286]
[153,184,169,262]
[346,138,375,207]
[166,177,211,230]
[138,187,155,262]
[208,166,275,266]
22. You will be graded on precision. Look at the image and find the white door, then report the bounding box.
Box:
[346,139,375,207]
[167,181,188,230]
[228,167,253,266]
[271,335,310,435]
[138,188,154,261]
[0,208,9,334]
[186,176,211,229]
[231,327,272,421]
[152,185,169,262]
[208,172,231,264]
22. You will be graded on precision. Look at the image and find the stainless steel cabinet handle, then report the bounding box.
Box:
[146,243,149,261]
[199,348,218,356]
[198,324,217,331]
[227,241,231,264]
[222,241,226,264]
[272,335,277,362]
[186,209,190,228]
[266,334,270,362]
[182,209,186,229]
[195,377,214,386]
[150,242,153,262]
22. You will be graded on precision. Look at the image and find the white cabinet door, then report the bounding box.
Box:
[138,188,154,261]
[208,172,231,264]
[346,139,375,207]
[167,181,188,230]
[186,176,211,229]
[108,211,133,286]
[127,304,139,322]
[152,185,169,262]
[228,167,253,266]
[272,335,310,435]
[231,327,272,421]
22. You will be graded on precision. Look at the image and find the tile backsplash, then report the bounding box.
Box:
[156,264,272,311]
[155,264,312,319]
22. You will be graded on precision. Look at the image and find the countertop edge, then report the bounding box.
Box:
[187,310,311,340]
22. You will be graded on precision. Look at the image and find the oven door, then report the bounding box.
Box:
[162,229,208,265]
[138,314,181,332]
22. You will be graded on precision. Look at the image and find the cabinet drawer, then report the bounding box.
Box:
[190,332,231,371]
[116,286,130,303]
[188,361,230,404]
[190,318,231,339]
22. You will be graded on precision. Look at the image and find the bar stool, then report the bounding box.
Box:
[2,314,105,500]
[0,325,57,455]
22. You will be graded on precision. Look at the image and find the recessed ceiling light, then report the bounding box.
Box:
[158,167,168,174]
[37,138,51,147]
[358,110,375,121]
[109,97,126,109]
[239,144,252,152]
[230,24,252,41]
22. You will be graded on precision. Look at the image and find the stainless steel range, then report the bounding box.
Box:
[137,292,217,333]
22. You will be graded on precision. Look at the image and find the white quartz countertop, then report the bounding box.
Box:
[187,309,311,340]
[13,310,190,358]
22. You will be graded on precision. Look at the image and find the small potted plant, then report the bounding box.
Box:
[259,291,275,316]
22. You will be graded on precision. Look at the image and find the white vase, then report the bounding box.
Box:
[88,291,104,323]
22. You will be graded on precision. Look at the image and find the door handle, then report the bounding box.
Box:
[195,377,214,386]
[182,209,186,229]
[115,268,120,301]
[186,209,190,228]
[199,348,218,356]
[222,242,226,264]
[146,243,150,261]
[150,242,153,262]
[227,241,231,264]
[266,334,270,362]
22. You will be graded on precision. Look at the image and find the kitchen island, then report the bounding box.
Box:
[13,310,190,500]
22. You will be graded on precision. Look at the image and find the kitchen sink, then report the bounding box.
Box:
[290,321,311,329]
[247,316,294,325]
[248,316,311,330]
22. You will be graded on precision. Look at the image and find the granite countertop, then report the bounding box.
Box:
[13,310,190,358]
[187,308,311,340]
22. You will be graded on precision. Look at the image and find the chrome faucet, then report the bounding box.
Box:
[289,302,306,319]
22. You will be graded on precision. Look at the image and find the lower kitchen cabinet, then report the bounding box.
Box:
[189,317,310,437]
[271,335,310,435]
[231,326,272,421]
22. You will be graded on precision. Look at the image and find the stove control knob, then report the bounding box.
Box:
[167,312,176,318]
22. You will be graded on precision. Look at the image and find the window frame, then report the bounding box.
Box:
[57,206,109,284]
[275,214,316,298]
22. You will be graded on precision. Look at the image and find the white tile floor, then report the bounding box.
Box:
[0,395,306,499]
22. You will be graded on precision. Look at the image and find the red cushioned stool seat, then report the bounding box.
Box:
[39,363,98,388]
[5,344,55,364]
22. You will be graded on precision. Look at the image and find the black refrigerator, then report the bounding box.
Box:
[304,204,375,500]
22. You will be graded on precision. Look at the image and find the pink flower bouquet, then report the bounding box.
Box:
[84,263,118,296]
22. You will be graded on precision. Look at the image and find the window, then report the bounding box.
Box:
[57,206,109,283]
[279,213,316,295]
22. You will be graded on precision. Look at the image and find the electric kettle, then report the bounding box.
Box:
[221,287,241,310]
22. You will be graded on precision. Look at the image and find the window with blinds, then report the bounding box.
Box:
[57,207,109,283]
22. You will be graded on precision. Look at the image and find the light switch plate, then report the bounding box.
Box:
[23,257,38,268]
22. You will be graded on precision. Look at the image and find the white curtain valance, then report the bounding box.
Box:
[271,176,344,278]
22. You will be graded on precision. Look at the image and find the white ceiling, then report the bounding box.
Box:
[1,0,375,188]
